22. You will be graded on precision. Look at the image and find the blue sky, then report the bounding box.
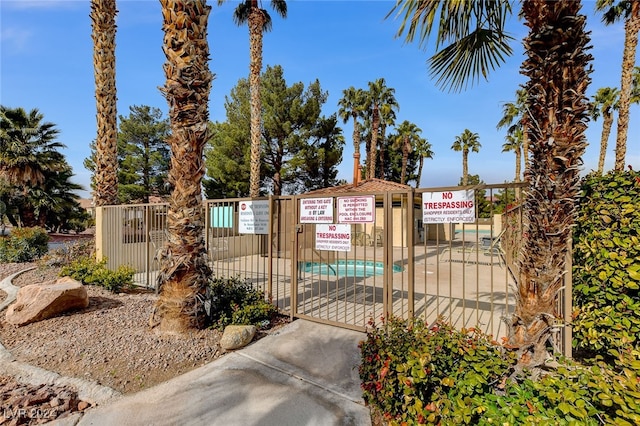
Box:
[1,0,638,199]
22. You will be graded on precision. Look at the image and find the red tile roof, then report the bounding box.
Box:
[306,178,411,194]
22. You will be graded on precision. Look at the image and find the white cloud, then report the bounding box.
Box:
[0,27,32,51]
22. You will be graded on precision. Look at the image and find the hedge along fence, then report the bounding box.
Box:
[572,170,640,362]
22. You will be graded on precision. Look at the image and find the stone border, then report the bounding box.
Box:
[0,267,121,406]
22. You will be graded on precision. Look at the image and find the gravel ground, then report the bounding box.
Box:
[0,256,289,424]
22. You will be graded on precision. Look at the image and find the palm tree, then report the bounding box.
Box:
[414,136,434,189]
[389,0,592,374]
[596,0,639,171]
[364,78,398,179]
[451,129,481,186]
[393,120,422,185]
[497,89,530,178]
[502,127,523,182]
[0,106,65,188]
[90,0,119,207]
[378,103,398,177]
[337,87,367,184]
[222,0,287,197]
[589,87,619,174]
[155,0,213,333]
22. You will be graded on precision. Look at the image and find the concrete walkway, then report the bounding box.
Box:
[75,319,370,426]
[2,270,371,425]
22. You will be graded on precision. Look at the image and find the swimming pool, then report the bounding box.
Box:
[302,260,404,277]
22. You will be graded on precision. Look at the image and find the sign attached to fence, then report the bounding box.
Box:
[315,224,351,252]
[337,196,375,223]
[299,197,334,223]
[422,190,476,223]
[238,200,269,234]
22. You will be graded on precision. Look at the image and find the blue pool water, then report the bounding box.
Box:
[302,260,403,277]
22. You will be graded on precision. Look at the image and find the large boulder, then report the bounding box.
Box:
[5,277,89,326]
[220,325,257,350]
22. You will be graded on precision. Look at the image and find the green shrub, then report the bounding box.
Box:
[60,256,135,292]
[572,170,640,362]
[208,276,278,329]
[359,317,640,425]
[0,227,49,262]
[359,317,515,425]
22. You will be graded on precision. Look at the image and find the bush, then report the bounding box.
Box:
[208,276,279,329]
[359,317,640,425]
[0,227,49,262]
[60,256,135,293]
[572,170,640,362]
[39,239,95,268]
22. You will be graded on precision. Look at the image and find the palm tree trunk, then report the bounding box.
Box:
[416,156,424,189]
[155,0,213,333]
[462,151,468,186]
[515,146,522,182]
[598,111,614,174]
[510,0,591,375]
[523,125,530,180]
[401,136,409,185]
[369,106,379,179]
[248,9,265,197]
[613,1,639,171]
[90,0,119,207]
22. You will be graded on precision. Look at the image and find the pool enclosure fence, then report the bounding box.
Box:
[95,182,573,357]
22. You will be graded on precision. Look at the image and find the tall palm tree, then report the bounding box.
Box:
[502,127,523,182]
[155,0,213,333]
[337,87,367,184]
[589,87,619,174]
[414,136,434,189]
[389,0,592,374]
[451,129,481,186]
[365,78,398,179]
[222,0,287,197]
[90,0,119,207]
[596,0,639,171]
[393,120,422,185]
[378,103,398,177]
[0,106,65,188]
[497,88,530,178]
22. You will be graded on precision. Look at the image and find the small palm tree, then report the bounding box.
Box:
[414,136,434,189]
[596,0,639,171]
[364,78,398,179]
[502,127,523,182]
[393,120,422,185]
[222,0,287,197]
[451,129,481,186]
[337,87,367,183]
[90,0,119,207]
[156,0,213,333]
[497,89,530,178]
[590,87,619,174]
[0,106,65,188]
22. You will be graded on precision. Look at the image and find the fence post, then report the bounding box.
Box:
[95,206,104,262]
[563,237,573,359]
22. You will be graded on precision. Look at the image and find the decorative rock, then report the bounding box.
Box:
[5,277,89,326]
[220,325,257,350]
[77,400,90,411]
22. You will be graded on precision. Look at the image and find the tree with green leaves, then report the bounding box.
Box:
[502,127,523,182]
[392,120,423,185]
[589,87,619,175]
[364,78,398,179]
[414,136,434,189]
[205,65,340,196]
[337,87,367,183]
[389,0,592,374]
[460,174,492,218]
[221,0,287,197]
[117,105,170,203]
[596,0,639,171]
[451,129,481,186]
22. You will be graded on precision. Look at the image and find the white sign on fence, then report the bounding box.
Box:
[299,197,333,223]
[315,224,351,252]
[238,200,269,234]
[337,196,375,223]
[422,190,476,223]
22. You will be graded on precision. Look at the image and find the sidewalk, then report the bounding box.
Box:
[72,319,371,426]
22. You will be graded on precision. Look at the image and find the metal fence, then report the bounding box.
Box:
[95,182,572,357]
